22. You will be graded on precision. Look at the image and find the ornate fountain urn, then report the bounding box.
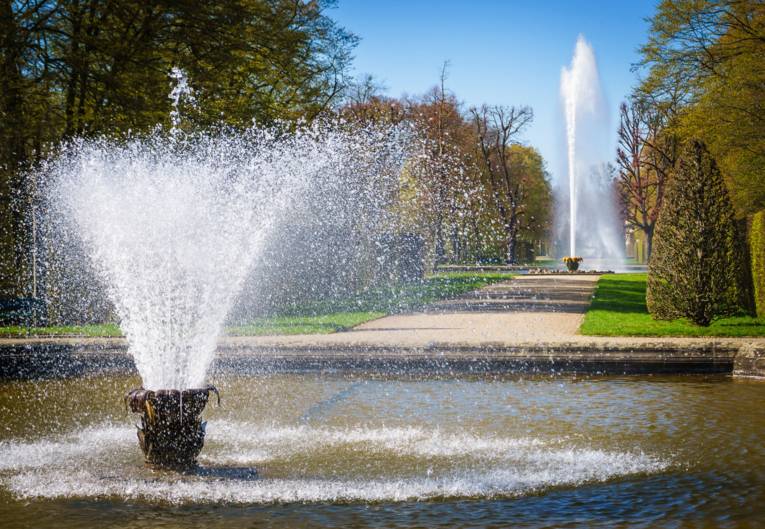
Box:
[562,256,583,272]
[126,386,219,469]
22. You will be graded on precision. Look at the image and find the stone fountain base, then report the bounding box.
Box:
[527,268,613,275]
[126,386,219,470]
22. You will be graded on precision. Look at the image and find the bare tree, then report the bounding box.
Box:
[616,99,676,259]
[344,73,386,106]
[432,60,451,264]
[470,104,533,264]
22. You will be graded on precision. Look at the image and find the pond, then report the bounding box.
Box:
[1,371,763,528]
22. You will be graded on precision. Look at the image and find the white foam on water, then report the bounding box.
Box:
[203,421,547,463]
[0,425,133,471]
[7,460,668,504]
[0,423,669,504]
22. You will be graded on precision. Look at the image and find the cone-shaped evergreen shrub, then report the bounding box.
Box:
[751,211,765,317]
[647,140,742,326]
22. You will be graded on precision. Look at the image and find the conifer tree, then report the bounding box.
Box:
[647,139,742,326]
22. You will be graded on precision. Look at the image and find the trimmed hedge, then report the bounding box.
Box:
[647,140,741,326]
[736,217,756,316]
[752,211,765,317]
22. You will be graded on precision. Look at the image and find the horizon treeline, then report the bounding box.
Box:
[341,72,552,268]
[1,0,552,299]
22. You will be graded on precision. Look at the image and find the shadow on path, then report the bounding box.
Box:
[422,277,597,315]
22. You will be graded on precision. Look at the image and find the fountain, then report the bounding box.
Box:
[559,35,624,269]
[125,386,219,469]
[2,69,764,529]
[41,70,410,468]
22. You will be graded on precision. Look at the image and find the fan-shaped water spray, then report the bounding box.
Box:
[43,73,411,391]
[559,35,624,265]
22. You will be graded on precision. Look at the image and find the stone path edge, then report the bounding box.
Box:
[1,337,763,378]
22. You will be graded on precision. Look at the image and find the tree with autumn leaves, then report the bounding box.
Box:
[1,0,554,297]
[340,72,553,266]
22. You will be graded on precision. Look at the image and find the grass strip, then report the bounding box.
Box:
[580,273,765,337]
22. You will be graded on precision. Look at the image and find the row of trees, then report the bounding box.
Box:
[1,0,357,297]
[616,0,764,259]
[342,68,552,268]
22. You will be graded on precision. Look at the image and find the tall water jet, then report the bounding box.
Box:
[559,35,624,266]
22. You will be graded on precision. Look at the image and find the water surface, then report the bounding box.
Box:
[1,372,763,528]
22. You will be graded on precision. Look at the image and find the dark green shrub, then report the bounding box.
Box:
[751,211,765,317]
[647,140,742,326]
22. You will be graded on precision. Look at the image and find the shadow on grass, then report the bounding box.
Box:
[714,320,764,328]
[588,278,648,314]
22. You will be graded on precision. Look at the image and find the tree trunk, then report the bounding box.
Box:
[75,0,99,136]
[64,2,84,138]
[505,232,515,264]
[449,220,460,262]
[470,215,481,262]
[505,218,518,265]
[434,215,445,266]
[503,202,521,265]
[1,0,30,296]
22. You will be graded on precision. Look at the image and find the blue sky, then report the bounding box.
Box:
[332,0,657,184]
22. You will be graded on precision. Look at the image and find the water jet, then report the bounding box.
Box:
[559,35,624,268]
[40,71,411,472]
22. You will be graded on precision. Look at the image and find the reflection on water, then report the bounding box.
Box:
[0,373,763,528]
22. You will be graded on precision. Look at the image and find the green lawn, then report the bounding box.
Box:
[0,323,123,338]
[580,273,765,337]
[227,312,385,336]
[0,271,511,338]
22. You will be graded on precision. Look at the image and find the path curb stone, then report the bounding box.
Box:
[0,338,755,379]
[733,344,765,378]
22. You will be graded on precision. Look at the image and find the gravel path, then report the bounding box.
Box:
[218,274,762,350]
[4,274,765,379]
[341,274,600,344]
